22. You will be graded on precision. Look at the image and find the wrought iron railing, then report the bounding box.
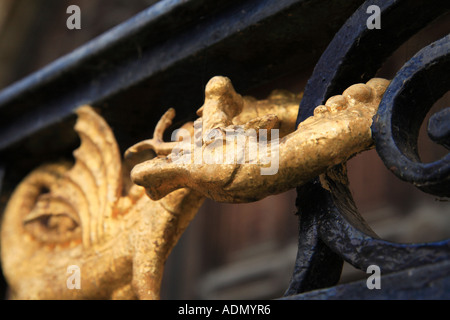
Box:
[283,0,450,299]
[0,0,448,299]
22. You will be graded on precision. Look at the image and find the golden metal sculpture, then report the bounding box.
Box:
[1,106,204,299]
[0,75,389,300]
[130,76,389,203]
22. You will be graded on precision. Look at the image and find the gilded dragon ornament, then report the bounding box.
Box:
[0,76,389,299]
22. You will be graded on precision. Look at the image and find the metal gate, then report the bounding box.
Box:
[0,0,448,299]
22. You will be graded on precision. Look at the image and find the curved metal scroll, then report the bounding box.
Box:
[372,35,450,197]
[285,0,450,296]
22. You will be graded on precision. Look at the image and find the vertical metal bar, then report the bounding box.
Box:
[287,0,450,296]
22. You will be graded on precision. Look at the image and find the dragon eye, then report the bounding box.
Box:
[23,193,81,244]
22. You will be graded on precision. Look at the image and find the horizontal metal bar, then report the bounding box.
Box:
[281,260,450,300]
[0,0,363,157]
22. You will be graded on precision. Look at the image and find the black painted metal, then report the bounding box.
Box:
[297,0,450,125]
[319,166,450,273]
[285,180,344,294]
[282,259,450,300]
[429,108,450,150]
[0,0,364,155]
[286,0,450,298]
[0,0,366,199]
[373,35,450,197]
[0,0,367,300]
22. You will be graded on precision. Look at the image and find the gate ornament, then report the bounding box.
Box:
[1,75,389,299]
[129,76,389,203]
[1,106,204,299]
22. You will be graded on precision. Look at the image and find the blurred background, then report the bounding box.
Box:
[0,0,448,299]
